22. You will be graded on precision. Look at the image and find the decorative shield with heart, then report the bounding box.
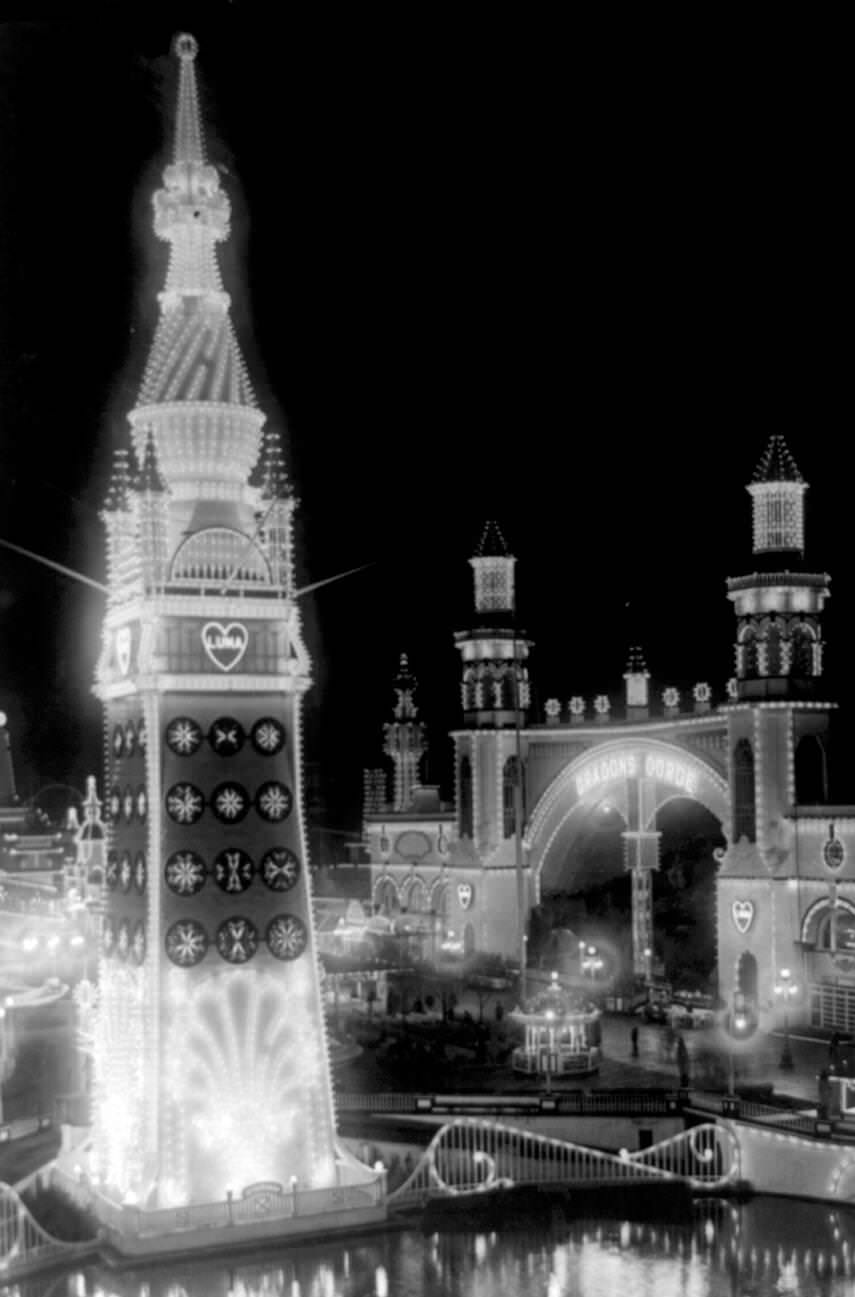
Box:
[115,626,132,676]
[457,882,474,910]
[731,899,755,935]
[202,622,249,672]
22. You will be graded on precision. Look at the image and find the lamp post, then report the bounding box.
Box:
[643,946,652,985]
[774,967,798,1070]
[582,945,603,983]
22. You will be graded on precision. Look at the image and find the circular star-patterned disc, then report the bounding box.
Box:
[123,786,135,824]
[216,916,259,964]
[208,717,245,756]
[105,851,119,891]
[103,917,116,956]
[251,717,286,756]
[119,850,133,893]
[165,851,207,896]
[165,919,209,968]
[166,783,205,825]
[136,787,148,822]
[112,726,125,759]
[108,785,122,822]
[166,717,203,757]
[260,847,300,892]
[214,849,255,894]
[124,721,137,758]
[255,781,293,823]
[266,913,308,961]
[131,920,146,966]
[116,918,131,962]
[134,851,147,894]
[211,782,250,824]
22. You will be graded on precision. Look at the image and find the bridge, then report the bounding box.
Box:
[0,1180,94,1280]
[387,1117,738,1208]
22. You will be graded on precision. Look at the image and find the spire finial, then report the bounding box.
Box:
[173,34,205,166]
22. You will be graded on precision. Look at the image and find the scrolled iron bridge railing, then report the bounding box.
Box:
[0,1180,94,1280]
[387,1117,739,1208]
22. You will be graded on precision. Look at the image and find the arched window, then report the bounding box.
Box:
[431,881,449,925]
[740,628,760,679]
[795,734,827,804]
[817,909,855,952]
[765,621,782,676]
[791,625,815,678]
[404,877,428,913]
[459,756,473,839]
[373,877,399,916]
[732,739,756,842]
[736,950,758,1003]
[503,756,520,839]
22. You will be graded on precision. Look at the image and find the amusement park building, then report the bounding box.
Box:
[365,440,855,1035]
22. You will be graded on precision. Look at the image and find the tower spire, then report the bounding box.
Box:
[173,34,205,166]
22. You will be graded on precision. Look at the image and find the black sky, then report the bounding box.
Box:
[0,16,850,832]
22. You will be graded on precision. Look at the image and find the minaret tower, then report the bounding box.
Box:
[382,653,427,811]
[623,644,650,721]
[89,36,343,1212]
[455,521,532,727]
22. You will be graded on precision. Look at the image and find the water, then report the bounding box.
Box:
[12,1197,855,1296]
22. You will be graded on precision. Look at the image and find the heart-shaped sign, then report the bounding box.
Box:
[732,899,755,935]
[457,881,474,910]
[202,622,249,673]
[116,626,132,676]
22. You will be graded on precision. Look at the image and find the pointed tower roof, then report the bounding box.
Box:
[475,520,510,557]
[257,428,291,500]
[137,429,167,493]
[751,435,804,484]
[130,34,264,495]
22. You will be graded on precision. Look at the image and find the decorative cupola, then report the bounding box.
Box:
[727,436,830,701]
[101,446,141,601]
[748,434,807,563]
[455,522,532,727]
[624,644,650,720]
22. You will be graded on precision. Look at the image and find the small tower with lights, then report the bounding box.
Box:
[382,654,427,812]
[624,645,650,722]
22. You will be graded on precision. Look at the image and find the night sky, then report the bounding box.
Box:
[0,17,849,837]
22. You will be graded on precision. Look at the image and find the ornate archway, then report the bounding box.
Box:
[524,737,730,978]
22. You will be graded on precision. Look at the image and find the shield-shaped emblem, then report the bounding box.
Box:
[115,626,132,676]
[457,881,474,910]
[202,622,249,672]
[731,899,755,935]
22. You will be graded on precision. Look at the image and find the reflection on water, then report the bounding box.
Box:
[12,1196,855,1296]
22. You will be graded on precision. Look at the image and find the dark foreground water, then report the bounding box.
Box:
[12,1196,855,1296]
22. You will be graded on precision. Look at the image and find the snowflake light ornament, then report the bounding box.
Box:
[166,783,205,824]
[693,682,711,704]
[266,913,307,961]
[215,916,259,964]
[105,851,119,890]
[214,849,255,893]
[260,847,300,892]
[211,782,249,823]
[255,781,293,822]
[165,851,207,896]
[117,919,131,961]
[251,717,286,755]
[124,721,137,757]
[208,716,245,756]
[544,698,561,719]
[569,696,585,716]
[594,694,610,715]
[166,717,203,756]
[112,726,125,759]
[662,687,680,710]
[134,852,147,894]
[165,919,209,968]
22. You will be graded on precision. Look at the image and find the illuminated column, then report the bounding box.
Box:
[89,35,343,1212]
[622,776,661,980]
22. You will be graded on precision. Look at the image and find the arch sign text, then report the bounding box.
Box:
[575,750,701,800]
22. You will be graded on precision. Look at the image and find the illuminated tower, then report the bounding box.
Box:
[89,36,340,1210]
[382,654,426,811]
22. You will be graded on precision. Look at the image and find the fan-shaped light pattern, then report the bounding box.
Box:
[170,527,271,586]
[139,300,256,407]
[92,967,146,1196]
[163,967,335,1202]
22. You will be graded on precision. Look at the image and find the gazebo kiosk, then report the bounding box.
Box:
[509,973,601,1077]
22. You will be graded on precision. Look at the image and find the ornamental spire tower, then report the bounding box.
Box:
[382,653,427,811]
[78,37,378,1235]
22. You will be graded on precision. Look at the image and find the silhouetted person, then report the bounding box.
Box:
[676,1034,690,1088]
[631,1025,639,1057]
[818,1068,832,1120]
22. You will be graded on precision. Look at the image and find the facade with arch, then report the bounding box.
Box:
[364,442,855,1032]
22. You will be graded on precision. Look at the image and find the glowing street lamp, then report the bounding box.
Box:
[582,945,603,982]
[774,967,799,1070]
[643,946,652,984]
